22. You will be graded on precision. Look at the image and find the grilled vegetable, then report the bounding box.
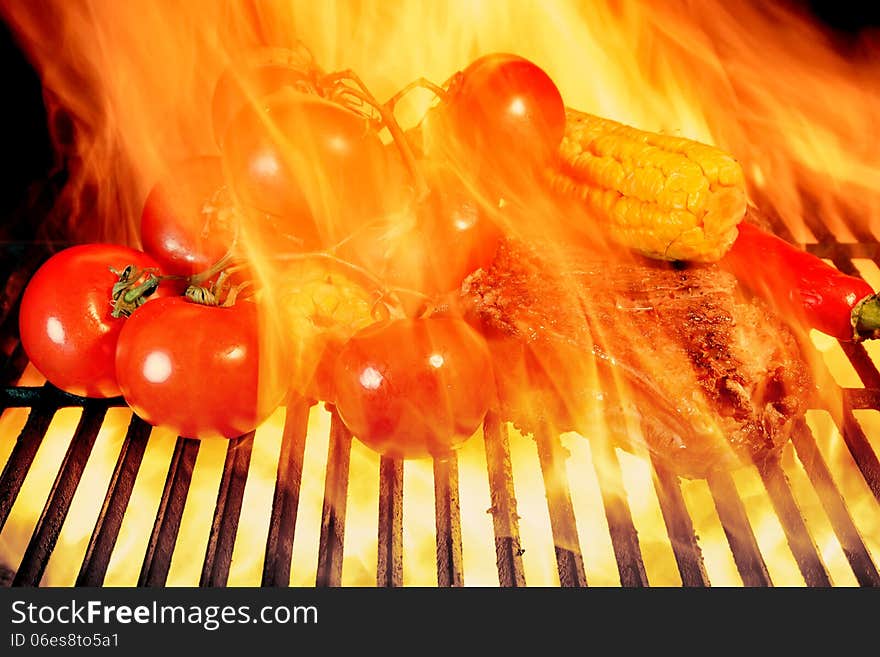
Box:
[720,220,880,341]
[333,317,494,459]
[547,108,748,262]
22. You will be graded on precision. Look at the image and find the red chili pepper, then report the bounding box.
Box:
[719,221,880,341]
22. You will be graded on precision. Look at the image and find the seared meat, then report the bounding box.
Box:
[460,239,812,477]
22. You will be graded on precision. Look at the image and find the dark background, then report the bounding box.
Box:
[0,0,877,243]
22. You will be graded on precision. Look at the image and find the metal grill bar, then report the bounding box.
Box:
[757,460,831,587]
[377,456,403,587]
[200,432,255,587]
[807,242,879,260]
[138,437,200,587]
[650,457,709,587]
[535,428,587,587]
[839,343,880,388]
[316,409,351,587]
[757,203,880,585]
[0,390,55,531]
[707,470,772,586]
[261,397,309,586]
[789,419,880,586]
[590,436,648,587]
[846,388,880,409]
[797,195,839,243]
[840,395,880,506]
[13,403,107,586]
[1,385,117,408]
[433,453,463,587]
[482,413,526,587]
[77,414,151,586]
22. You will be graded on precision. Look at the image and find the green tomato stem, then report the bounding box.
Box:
[186,250,238,285]
[110,269,160,318]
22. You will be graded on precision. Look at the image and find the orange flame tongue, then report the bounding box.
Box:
[3,1,879,243]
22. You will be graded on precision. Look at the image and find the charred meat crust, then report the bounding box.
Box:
[459,239,812,477]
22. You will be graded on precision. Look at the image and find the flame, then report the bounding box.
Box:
[3,0,879,242]
[1,0,880,586]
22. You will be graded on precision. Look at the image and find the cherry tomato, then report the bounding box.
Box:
[18,244,167,398]
[211,47,315,149]
[221,88,390,249]
[332,317,494,458]
[338,163,501,297]
[140,156,237,278]
[441,53,566,173]
[416,164,503,292]
[115,297,289,439]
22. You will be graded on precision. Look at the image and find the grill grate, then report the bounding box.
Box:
[1,231,880,587]
[200,432,254,587]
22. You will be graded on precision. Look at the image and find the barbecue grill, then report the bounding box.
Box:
[1,0,880,590]
[1,193,879,587]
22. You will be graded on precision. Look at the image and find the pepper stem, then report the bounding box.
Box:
[853,294,880,340]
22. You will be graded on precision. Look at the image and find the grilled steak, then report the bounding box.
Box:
[459,239,812,477]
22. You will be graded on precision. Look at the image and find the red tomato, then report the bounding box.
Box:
[211,47,315,149]
[18,244,167,398]
[332,317,494,458]
[140,156,237,278]
[337,163,501,297]
[416,164,502,292]
[115,297,289,439]
[221,88,390,249]
[332,222,430,317]
[443,53,566,171]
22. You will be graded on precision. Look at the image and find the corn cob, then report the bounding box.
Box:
[546,108,747,262]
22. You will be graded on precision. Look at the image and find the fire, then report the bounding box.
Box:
[4,0,879,243]
[1,0,880,586]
